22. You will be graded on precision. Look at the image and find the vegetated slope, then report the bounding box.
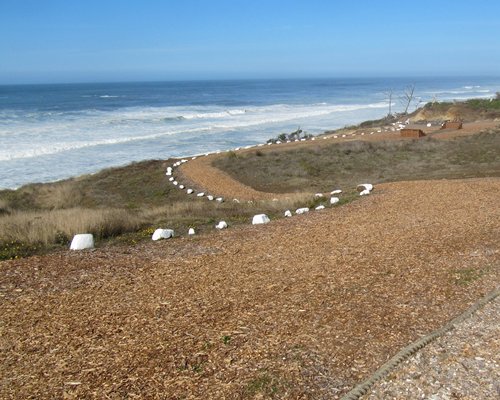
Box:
[0,160,176,211]
[411,97,500,122]
[213,130,500,194]
[1,178,499,399]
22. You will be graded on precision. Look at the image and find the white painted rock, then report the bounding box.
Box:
[360,189,371,196]
[152,229,174,241]
[197,192,205,197]
[296,207,310,215]
[70,234,94,250]
[188,228,195,235]
[284,210,292,217]
[179,185,185,189]
[314,193,324,198]
[357,183,373,193]
[169,177,174,182]
[330,197,340,205]
[186,189,194,194]
[166,171,172,176]
[252,214,270,225]
[331,189,342,195]
[207,195,214,201]
[172,181,178,186]
[216,197,224,203]
[427,122,432,127]
[216,221,228,229]
[315,205,325,210]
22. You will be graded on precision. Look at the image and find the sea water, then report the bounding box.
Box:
[1,77,499,189]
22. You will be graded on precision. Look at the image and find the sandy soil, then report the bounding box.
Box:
[1,178,499,399]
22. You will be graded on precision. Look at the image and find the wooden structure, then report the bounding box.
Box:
[400,128,426,138]
[440,121,463,130]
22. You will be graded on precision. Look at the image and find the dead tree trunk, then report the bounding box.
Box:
[401,84,416,114]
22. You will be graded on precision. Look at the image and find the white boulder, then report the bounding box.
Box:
[179,184,185,189]
[284,210,292,217]
[427,122,432,127]
[357,183,373,193]
[330,197,340,205]
[197,192,205,197]
[360,189,371,196]
[169,177,174,182]
[215,197,224,203]
[216,221,228,229]
[331,189,342,195]
[152,229,174,241]
[315,205,325,210]
[252,214,270,225]
[207,195,214,201]
[296,207,310,215]
[172,181,178,186]
[188,228,195,235]
[70,234,94,250]
[186,189,194,194]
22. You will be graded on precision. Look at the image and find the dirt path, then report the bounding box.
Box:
[179,120,500,201]
[1,178,499,399]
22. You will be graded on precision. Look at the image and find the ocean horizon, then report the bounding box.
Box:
[1,76,499,189]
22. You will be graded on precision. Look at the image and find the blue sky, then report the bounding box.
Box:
[1,0,499,84]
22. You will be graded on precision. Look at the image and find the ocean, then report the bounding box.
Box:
[1,77,499,189]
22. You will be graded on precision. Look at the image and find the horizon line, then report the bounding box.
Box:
[2,73,500,87]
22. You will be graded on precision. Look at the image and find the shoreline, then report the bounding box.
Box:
[0,82,496,190]
[2,94,500,193]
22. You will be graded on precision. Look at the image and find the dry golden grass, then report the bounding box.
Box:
[0,208,142,245]
[0,193,316,248]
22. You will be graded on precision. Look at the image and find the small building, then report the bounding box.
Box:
[440,121,463,130]
[400,128,426,138]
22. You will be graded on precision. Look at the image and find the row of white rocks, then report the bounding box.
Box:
[69,148,375,249]
[69,183,374,250]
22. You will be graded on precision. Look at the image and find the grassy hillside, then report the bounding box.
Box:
[0,160,317,260]
[214,130,500,194]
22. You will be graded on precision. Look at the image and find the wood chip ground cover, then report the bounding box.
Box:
[1,178,499,398]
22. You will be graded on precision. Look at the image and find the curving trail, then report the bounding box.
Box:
[178,120,499,201]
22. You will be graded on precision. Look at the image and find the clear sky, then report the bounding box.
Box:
[1,0,499,84]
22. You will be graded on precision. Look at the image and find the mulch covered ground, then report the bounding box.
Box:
[1,178,499,399]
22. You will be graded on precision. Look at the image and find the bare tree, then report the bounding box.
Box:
[384,89,394,116]
[400,84,416,114]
